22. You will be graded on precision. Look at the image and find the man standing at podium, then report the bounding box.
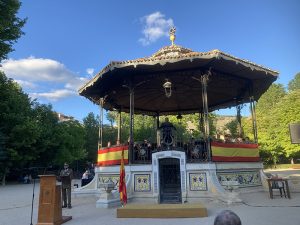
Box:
[59,162,73,208]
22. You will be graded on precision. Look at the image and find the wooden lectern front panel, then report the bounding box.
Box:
[37,175,63,225]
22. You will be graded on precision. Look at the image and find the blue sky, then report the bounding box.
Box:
[1,0,300,122]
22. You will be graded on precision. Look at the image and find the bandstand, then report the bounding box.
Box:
[77,28,278,208]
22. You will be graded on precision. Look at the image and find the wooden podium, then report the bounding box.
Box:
[37,175,72,225]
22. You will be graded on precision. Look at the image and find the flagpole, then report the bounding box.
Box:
[119,147,127,206]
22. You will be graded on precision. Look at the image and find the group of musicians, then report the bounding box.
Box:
[132,118,208,161]
[107,117,251,161]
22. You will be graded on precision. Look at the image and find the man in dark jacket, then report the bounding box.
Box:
[59,162,73,208]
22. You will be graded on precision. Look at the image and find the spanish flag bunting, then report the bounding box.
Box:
[119,148,127,205]
[211,142,260,162]
[97,145,128,166]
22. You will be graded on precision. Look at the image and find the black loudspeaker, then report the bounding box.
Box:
[289,123,300,144]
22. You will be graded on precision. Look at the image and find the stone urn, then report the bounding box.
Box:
[100,178,115,193]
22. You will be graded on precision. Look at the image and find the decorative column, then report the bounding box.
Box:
[193,70,212,161]
[156,113,160,147]
[201,74,211,161]
[98,98,104,149]
[129,88,134,163]
[199,112,205,135]
[236,104,243,138]
[250,96,258,143]
[117,110,122,145]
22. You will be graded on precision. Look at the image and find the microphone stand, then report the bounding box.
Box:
[30,178,35,225]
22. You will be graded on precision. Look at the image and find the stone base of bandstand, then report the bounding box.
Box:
[74,151,267,207]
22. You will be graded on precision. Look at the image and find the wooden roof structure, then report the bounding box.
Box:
[79,44,279,115]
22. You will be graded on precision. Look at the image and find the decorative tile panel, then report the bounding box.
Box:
[217,170,261,187]
[98,175,119,188]
[134,174,151,192]
[189,173,207,191]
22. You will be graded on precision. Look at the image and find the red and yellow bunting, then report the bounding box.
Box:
[211,142,260,162]
[97,145,129,166]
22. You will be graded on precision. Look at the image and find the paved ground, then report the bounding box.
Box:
[0,170,300,225]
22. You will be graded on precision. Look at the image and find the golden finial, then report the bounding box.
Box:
[169,27,176,46]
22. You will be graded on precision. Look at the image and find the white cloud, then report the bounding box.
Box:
[139,12,174,46]
[65,77,89,90]
[1,57,75,82]
[30,89,76,102]
[14,79,37,89]
[86,68,94,76]
[0,57,90,102]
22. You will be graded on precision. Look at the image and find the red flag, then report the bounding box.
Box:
[119,147,127,205]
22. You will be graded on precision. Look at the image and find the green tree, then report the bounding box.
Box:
[270,90,300,161]
[106,111,116,128]
[256,83,286,115]
[134,114,156,142]
[119,112,130,144]
[83,112,99,163]
[288,72,300,92]
[0,72,43,184]
[31,103,60,167]
[0,130,8,185]
[103,112,217,145]
[255,84,287,165]
[102,124,118,147]
[224,119,239,138]
[0,0,26,61]
[53,120,87,166]
[241,116,254,141]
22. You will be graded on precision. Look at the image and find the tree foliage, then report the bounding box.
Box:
[255,84,287,164]
[0,0,26,61]
[104,111,216,145]
[0,72,36,183]
[255,77,300,165]
[53,120,86,165]
[83,112,99,163]
[270,90,300,158]
[288,72,300,92]
[224,119,239,138]
[0,72,88,184]
[32,103,60,167]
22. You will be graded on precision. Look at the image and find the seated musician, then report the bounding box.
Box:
[134,140,150,160]
[244,136,251,144]
[159,117,176,148]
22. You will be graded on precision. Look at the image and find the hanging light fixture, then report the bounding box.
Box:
[176,113,183,124]
[163,79,172,98]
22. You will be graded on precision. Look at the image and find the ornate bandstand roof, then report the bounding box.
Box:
[79,28,279,115]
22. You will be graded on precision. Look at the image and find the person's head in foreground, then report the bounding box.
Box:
[64,162,69,169]
[214,210,242,225]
